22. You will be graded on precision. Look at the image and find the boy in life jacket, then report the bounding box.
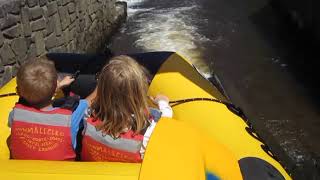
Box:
[8,58,96,160]
[81,55,172,162]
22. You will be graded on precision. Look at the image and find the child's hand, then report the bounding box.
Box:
[57,75,75,89]
[154,94,169,104]
[153,94,173,118]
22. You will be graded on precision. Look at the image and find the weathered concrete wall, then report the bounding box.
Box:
[0,0,126,86]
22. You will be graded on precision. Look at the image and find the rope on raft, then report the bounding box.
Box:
[0,92,17,98]
[169,97,280,162]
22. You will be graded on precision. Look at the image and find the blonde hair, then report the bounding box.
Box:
[91,55,149,137]
[17,58,57,107]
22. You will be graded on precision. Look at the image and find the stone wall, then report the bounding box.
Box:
[0,0,126,86]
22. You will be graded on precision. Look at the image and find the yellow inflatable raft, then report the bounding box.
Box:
[0,52,291,179]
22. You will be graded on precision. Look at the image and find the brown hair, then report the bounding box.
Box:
[17,58,57,107]
[91,55,149,137]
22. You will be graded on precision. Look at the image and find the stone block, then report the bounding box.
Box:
[31,18,46,31]
[0,57,3,73]
[12,63,19,76]
[30,7,44,20]
[20,0,26,7]
[0,32,4,47]
[56,33,65,46]
[25,36,32,47]
[89,19,97,33]
[69,20,77,30]
[61,0,70,6]
[27,0,38,8]
[68,2,76,13]
[70,39,76,51]
[70,12,76,23]
[69,27,76,39]
[0,14,20,30]
[0,43,15,65]
[2,1,21,15]
[46,16,55,35]
[11,38,27,59]
[3,24,22,38]
[45,32,57,49]
[56,0,62,6]
[0,8,4,18]
[2,66,13,85]
[78,0,86,13]
[88,4,95,15]
[59,6,70,30]
[63,28,71,42]
[34,32,46,56]
[50,45,66,53]
[47,2,58,16]
[21,8,32,37]
[27,43,37,58]
[84,14,91,28]
[39,0,48,7]
[53,13,62,36]
[90,13,96,21]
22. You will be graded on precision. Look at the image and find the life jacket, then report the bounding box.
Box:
[10,104,76,160]
[81,117,145,163]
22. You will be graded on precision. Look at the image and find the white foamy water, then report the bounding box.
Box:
[118,0,212,78]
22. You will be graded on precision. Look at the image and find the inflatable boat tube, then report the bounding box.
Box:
[0,52,291,180]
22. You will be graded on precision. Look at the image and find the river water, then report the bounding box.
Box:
[109,0,319,178]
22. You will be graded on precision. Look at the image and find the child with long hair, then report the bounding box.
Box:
[81,55,172,162]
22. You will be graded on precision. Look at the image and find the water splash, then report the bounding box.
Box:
[118,0,212,78]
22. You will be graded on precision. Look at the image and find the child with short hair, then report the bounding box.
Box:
[81,55,172,162]
[8,58,94,160]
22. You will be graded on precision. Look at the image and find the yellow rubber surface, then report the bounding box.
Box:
[140,118,242,180]
[148,53,291,179]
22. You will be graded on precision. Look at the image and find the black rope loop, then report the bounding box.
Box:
[0,92,18,98]
[168,97,280,162]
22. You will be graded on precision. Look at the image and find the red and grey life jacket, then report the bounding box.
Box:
[81,117,145,163]
[10,104,76,160]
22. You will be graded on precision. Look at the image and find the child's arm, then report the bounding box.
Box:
[56,75,75,90]
[7,111,13,151]
[7,111,13,128]
[154,94,173,118]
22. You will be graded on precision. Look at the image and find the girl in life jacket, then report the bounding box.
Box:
[81,55,173,162]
